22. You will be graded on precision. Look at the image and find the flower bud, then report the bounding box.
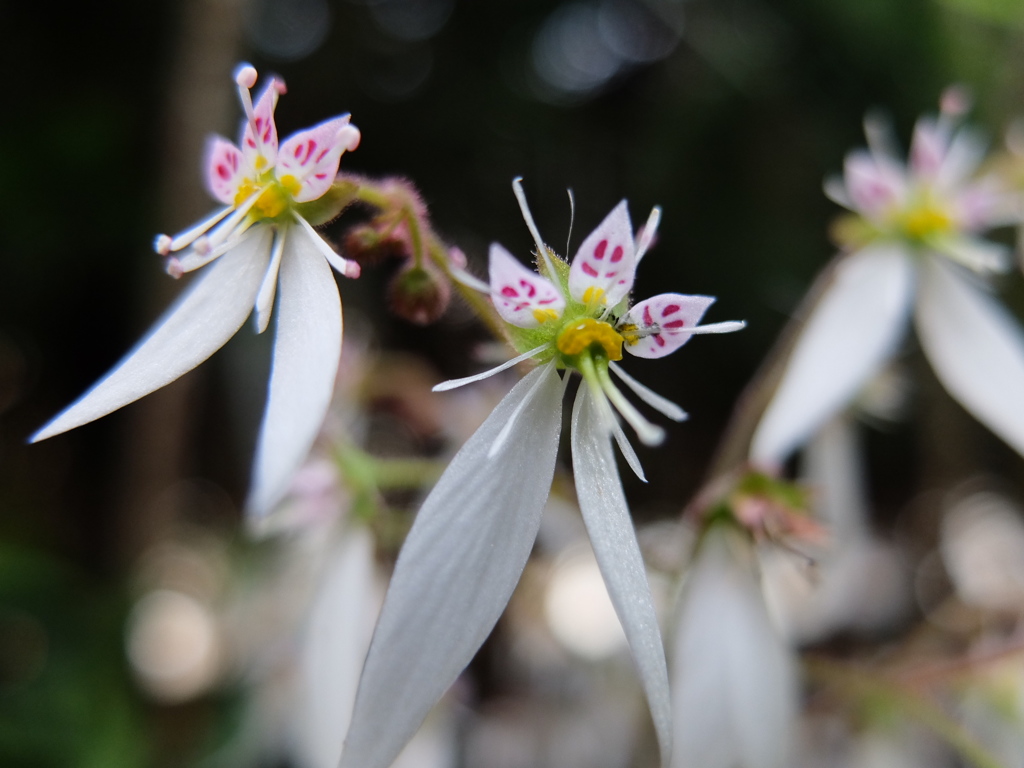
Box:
[387,264,450,325]
[343,222,413,264]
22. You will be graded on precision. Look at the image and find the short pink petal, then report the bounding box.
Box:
[488,243,564,328]
[278,116,359,203]
[622,293,715,359]
[242,77,283,168]
[204,136,247,205]
[569,200,636,307]
[843,151,905,219]
[908,117,947,178]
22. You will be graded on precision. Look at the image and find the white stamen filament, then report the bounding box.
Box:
[449,266,492,295]
[513,177,564,296]
[294,214,361,278]
[254,229,287,333]
[433,343,551,392]
[158,206,234,253]
[611,417,647,482]
[236,70,260,148]
[608,362,687,422]
[172,227,257,275]
[487,364,560,458]
[595,366,664,446]
[684,320,748,335]
[634,206,662,264]
[202,192,263,252]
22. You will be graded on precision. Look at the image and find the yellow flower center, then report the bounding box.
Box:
[582,286,606,306]
[556,318,624,361]
[233,173,302,220]
[896,200,954,241]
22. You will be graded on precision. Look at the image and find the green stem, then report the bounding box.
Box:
[806,658,1009,768]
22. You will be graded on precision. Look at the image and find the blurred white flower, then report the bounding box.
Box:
[338,181,744,768]
[32,63,361,518]
[750,94,1024,468]
[671,524,798,768]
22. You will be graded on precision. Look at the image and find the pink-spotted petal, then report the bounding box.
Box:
[278,116,360,203]
[623,294,716,359]
[488,243,564,329]
[241,77,282,168]
[569,200,636,307]
[204,136,247,205]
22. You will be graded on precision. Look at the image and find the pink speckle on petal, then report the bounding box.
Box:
[583,263,599,277]
[539,297,555,305]
[610,245,623,263]
[661,304,680,316]
[663,320,685,328]
[501,286,518,298]
[217,165,230,180]
[315,147,330,162]
[643,306,653,326]
[594,240,608,260]
[520,279,536,297]
[654,335,666,347]
[604,271,618,278]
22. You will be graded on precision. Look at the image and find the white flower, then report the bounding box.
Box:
[31,64,362,518]
[750,97,1024,467]
[337,180,744,768]
[671,524,798,768]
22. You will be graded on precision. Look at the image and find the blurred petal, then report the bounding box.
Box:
[204,135,246,204]
[569,200,636,307]
[247,225,342,518]
[916,259,1024,458]
[340,363,565,768]
[572,385,672,764]
[292,527,377,768]
[32,228,272,442]
[672,526,798,768]
[936,236,1010,275]
[749,246,914,467]
[488,242,564,328]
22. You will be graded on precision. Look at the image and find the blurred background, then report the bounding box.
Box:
[5,0,1024,766]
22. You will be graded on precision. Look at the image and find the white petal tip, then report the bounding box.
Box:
[154,234,172,255]
[338,125,361,152]
[638,425,665,447]
[234,64,258,88]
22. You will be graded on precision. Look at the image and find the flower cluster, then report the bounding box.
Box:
[32,64,362,517]
[750,94,1024,468]
[335,180,744,768]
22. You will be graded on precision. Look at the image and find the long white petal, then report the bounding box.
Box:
[432,343,550,392]
[340,363,565,768]
[246,226,342,518]
[292,526,377,768]
[916,258,1024,457]
[571,385,672,765]
[749,246,914,467]
[672,527,798,768]
[32,228,272,442]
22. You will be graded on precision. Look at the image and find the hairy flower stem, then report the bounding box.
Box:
[352,182,507,341]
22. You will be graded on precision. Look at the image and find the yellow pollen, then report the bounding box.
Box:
[582,286,606,306]
[619,323,640,346]
[278,174,302,197]
[234,179,257,207]
[899,203,953,240]
[556,318,624,361]
[254,155,268,171]
[254,183,291,218]
[532,308,561,324]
